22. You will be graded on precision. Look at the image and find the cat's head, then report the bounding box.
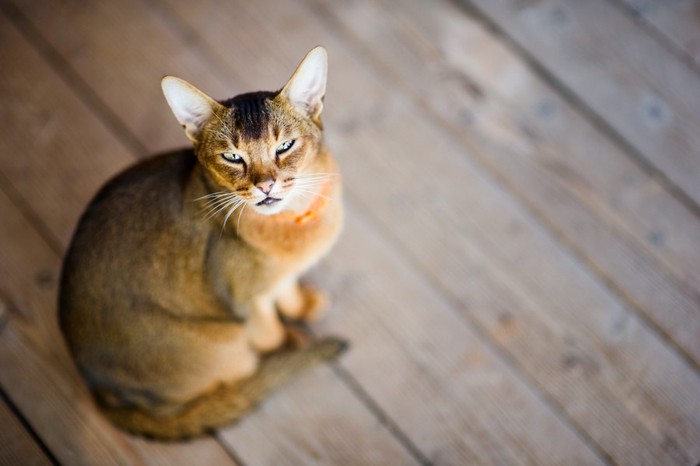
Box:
[161,46,328,215]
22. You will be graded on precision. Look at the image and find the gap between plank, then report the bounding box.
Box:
[0,1,149,159]
[0,1,432,464]
[0,386,60,466]
[213,433,248,466]
[0,172,63,257]
[439,0,700,375]
[340,187,616,466]
[450,0,700,222]
[329,363,433,466]
[605,0,700,76]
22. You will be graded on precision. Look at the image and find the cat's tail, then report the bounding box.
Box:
[98,337,347,440]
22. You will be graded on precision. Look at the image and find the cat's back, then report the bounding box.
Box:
[81,149,196,233]
[60,149,199,307]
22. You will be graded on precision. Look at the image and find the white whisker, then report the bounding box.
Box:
[201,194,238,213]
[221,201,240,233]
[236,203,248,233]
[194,190,233,201]
[196,189,247,224]
[293,188,332,202]
[201,196,241,221]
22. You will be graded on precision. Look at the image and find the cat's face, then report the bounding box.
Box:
[194,91,323,215]
[162,47,328,216]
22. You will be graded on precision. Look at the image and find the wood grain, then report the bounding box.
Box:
[0,395,52,466]
[221,365,418,465]
[615,0,700,67]
[305,0,700,368]
[466,0,700,212]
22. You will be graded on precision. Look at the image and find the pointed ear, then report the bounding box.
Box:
[161,76,222,142]
[281,46,327,121]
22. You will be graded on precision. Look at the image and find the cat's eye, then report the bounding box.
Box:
[276,139,295,156]
[221,152,243,164]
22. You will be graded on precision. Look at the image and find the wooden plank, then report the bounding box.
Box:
[465,0,700,212]
[0,10,239,466]
[0,8,133,246]
[10,0,606,463]
[1,1,421,463]
[309,207,606,466]
[0,395,53,466]
[6,0,228,154]
[615,0,700,67]
[149,0,700,464]
[305,0,700,370]
[222,365,417,465]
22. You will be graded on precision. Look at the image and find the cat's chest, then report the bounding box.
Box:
[245,204,341,263]
[210,196,342,277]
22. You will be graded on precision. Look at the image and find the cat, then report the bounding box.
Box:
[58,46,346,440]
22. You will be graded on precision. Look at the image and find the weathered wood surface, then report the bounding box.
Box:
[466,0,700,213]
[616,0,700,68]
[0,394,52,466]
[1,0,699,464]
[307,0,700,369]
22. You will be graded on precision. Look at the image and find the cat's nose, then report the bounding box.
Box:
[256,178,275,195]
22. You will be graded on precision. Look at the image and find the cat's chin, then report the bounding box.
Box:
[250,199,287,215]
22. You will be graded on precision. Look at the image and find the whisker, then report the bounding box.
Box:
[298,172,337,177]
[293,188,332,202]
[201,195,240,220]
[194,191,232,201]
[293,182,329,192]
[203,196,244,222]
[236,203,248,234]
[201,194,239,211]
[221,201,240,233]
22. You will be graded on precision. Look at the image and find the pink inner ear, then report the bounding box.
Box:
[285,51,326,117]
[294,91,320,113]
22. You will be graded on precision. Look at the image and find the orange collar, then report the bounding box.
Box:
[272,179,334,225]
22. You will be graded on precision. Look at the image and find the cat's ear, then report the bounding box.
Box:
[281,46,327,122]
[161,76,223,142]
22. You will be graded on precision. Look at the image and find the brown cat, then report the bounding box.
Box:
[59,47,345,440]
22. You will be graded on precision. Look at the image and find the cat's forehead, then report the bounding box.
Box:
[219,91,280,143]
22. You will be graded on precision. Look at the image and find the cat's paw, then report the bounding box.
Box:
[277,284,329,322]
[297,285,329,322]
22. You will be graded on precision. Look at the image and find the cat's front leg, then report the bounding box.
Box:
[276,280,328,322]
[244,296,285,353]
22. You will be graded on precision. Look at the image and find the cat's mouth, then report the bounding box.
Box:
[256,196,282,207]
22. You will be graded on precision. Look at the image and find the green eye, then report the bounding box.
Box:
[221,152,243,163]
[276,139,295,155]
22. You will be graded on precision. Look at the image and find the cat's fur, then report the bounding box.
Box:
[59,47,345,440]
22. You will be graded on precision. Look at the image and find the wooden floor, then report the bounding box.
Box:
[1,0,699,464]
